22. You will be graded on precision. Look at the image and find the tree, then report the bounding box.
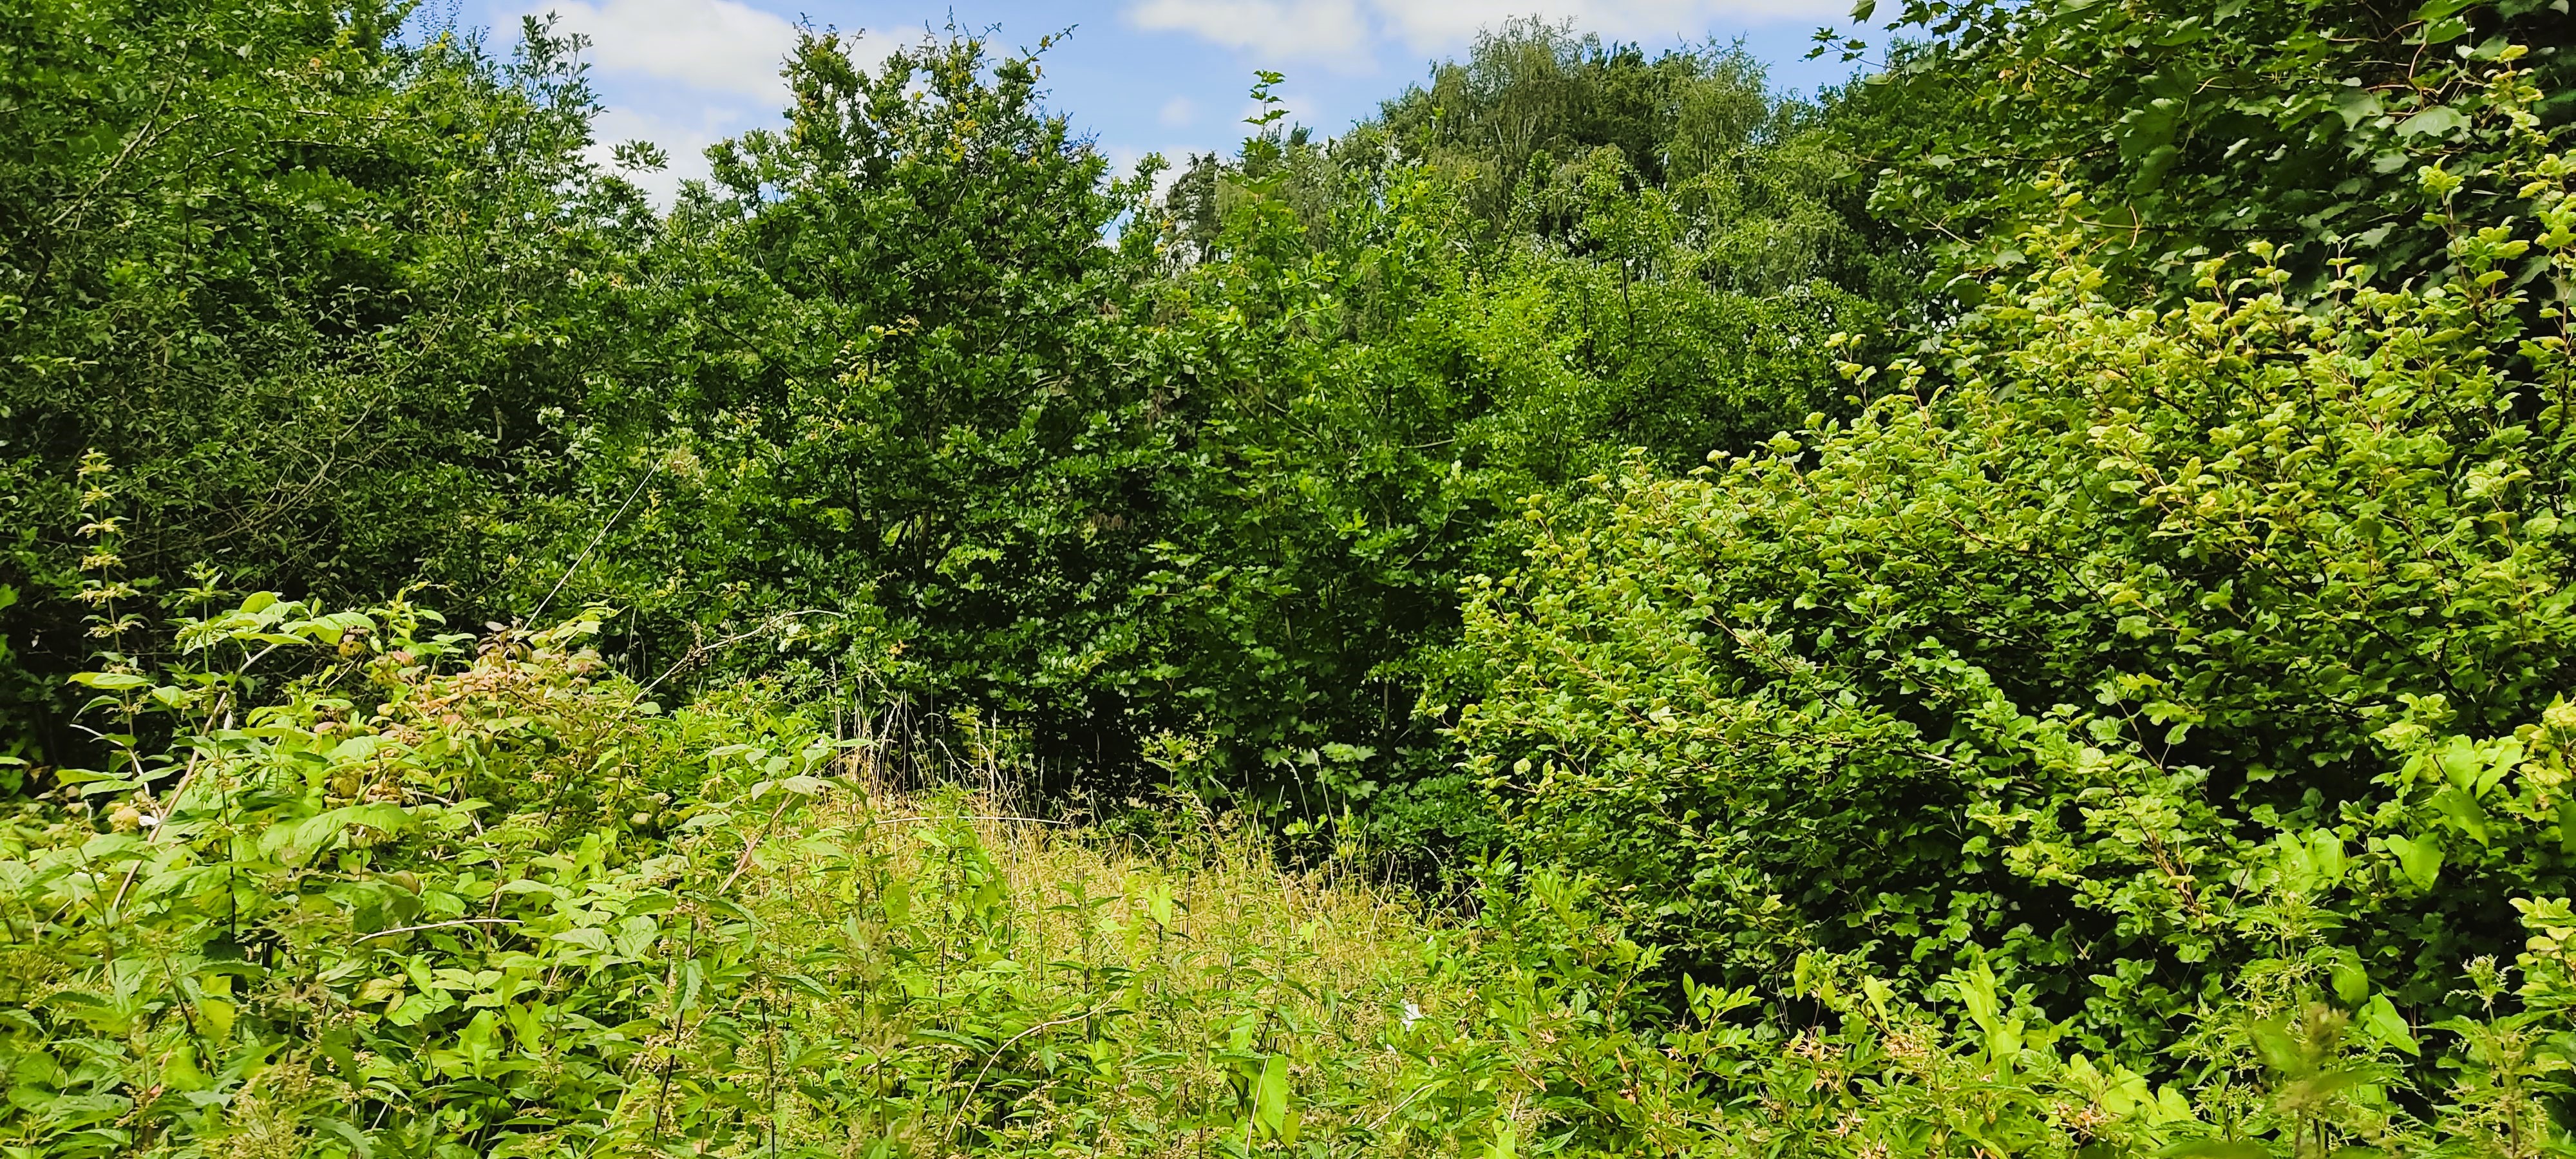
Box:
[0,0,639,762]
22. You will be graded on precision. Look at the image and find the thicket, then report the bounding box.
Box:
[438,20,1873,858]
[0,0,640,748]
[3,599,2568,1155]
[1461,155,2576,1045]
[3,0,2575,1152]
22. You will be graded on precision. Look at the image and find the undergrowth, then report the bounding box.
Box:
[1,597,2568,1156]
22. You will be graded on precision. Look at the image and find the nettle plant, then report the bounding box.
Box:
[0,585,1701,1158]
[0,593,843,1156]
[1457,61,2576,1068]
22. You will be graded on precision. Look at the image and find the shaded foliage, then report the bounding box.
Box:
[0,0,645,759]
[496,28,1868,859]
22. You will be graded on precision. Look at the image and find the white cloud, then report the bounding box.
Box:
[1379,0,1846,49]
[1126,0,1372,61]
[511,0,853,207]
[1159,95,1197,127]
[529,0,799,98]
[1128,0,1847,59]
[568,26,913,207]
[587,105,732,205]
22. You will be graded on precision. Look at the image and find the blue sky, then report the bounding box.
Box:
[450,0,1877,202]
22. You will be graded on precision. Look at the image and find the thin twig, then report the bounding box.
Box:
[1366,1079,1450,1131]
[634,609,849,698]
[871,814,1072,826]
[715,796,800,896]
[353,918,523,943]
[947,1004,1115,1143]
[532,457,665,622]
[45,75,185,231]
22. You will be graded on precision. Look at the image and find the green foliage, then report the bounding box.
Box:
[5,599,2568,1155]
[509,32,1868,859]
[1114,145,1867,849]
[0,0,645,755]
[1458,71,2576,1066]
[540,26,1153,716]
[8,1,2574,1149]
[0,0,1879,861]
[1370,17,1864,285]
[0,591,1555,1155]
[1843,0,2574,299]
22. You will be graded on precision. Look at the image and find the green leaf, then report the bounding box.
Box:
[2310,831,2346,883]
[2420,15,2472,42]
[2333,88,2384,130]
[2127,140,2182,196]
[263,803,417,866]
[1253,1054,1289,1138]
[2383,834,2444,891]
[551,927,612,954]
[66,672,151,690]
[2395,106,2466,138]
[1958,963,2002,1034]
[2330,951,2369,1006]
[2361,995,2420,1055]
[2409,0,2481,18]
[2430,787,2490,845]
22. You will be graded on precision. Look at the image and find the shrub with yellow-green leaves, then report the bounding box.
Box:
[1458,62,2576,1075]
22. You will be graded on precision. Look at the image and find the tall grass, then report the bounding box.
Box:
[3,598,2566,1157]
[706,778,1497,1154]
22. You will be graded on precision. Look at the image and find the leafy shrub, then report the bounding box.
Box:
[1458,67,2576,1062]
[5,596,2570,1156]
[518,30,1871,860]
[0,592,1676,1155]
[1842,0,2575,301]
[0,3,1886,860]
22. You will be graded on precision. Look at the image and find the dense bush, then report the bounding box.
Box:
[484,27,1870,859]
[1842,0,2574,301]
[0,0,646,762]
[1458,64,2576,1067]
[9,594,1586,1156]
[0,3,1875,847]
[4,599,2569,1156]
